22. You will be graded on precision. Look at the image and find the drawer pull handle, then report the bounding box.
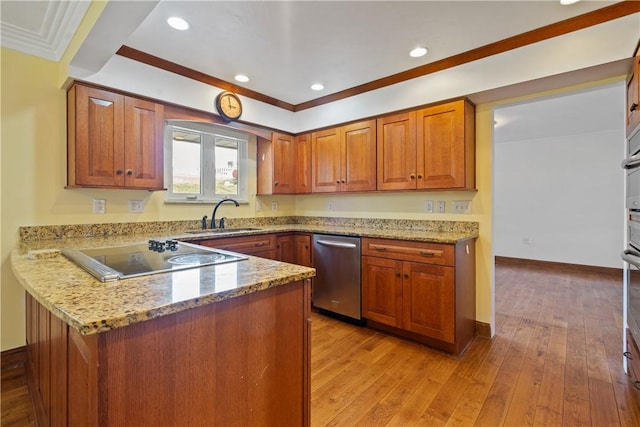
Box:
[374,247,387,252]
[624,351,633,360]
[420,251,436,257]
[255,242,265,247]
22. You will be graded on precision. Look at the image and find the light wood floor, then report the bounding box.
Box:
[310,260,640,426]
[3,260,640,426]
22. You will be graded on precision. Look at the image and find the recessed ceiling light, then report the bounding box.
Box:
[560,0,580,5]
[311,83,324,91]
[409,47,428,58]
[167,17,189,31]
[235,74,250,83]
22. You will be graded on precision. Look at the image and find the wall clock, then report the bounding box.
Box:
[215,91,243,122]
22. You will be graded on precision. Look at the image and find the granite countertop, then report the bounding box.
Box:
[12,216,478,336]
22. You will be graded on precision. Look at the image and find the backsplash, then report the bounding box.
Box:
[19,216,478,241]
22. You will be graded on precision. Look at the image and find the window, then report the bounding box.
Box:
[164,121,249,203]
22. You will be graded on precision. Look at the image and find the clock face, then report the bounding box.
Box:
[216,92,242,121]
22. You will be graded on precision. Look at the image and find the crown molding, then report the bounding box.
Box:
[1,0,90,61]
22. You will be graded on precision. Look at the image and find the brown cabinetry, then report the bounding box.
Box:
[377,112,417,190]
[295,133,312,193]
[361,237,475,355]
[67,84,164,190]
[627,54,640,136]
[257,132,311,194]
[197,234,277,259]
[26,281,311,427]
[376,99,475,191]
[277,233,313,266]
[25,293,68,427]
[311,120,376,193]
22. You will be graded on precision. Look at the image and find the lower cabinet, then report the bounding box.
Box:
[26,280,312,427]
[361,237,476,355]
[276,233,312,267]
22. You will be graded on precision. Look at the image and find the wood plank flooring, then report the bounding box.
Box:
[310,260,640,426]
[2,259,639,426]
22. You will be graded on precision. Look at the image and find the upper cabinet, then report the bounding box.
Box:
[295,133,312,194]
[377,112,417,191]
[67,84,164,190]
[376,100,475,191]
[257,131,311,195]
[311,120,376,193]
[416,100,475,190]
[627,53,640,137]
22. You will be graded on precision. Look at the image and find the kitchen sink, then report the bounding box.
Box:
[183,227,262,235]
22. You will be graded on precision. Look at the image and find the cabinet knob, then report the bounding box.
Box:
[116,169,123,175]
[341,179,345,184]
[126,170,133,176]
[410,174,416,180]
[624,351,633,359]
[404,273,409,279]
[336,180,341,184]
[274,181,279,186]
[632,103,639,112]
[396,272,401,277]
[417,173,423,179]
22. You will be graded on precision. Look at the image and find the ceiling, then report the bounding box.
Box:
[1,0,638,109]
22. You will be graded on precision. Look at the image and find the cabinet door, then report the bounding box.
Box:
[311,128,342,192]
[627,57,640,136]
[72,85,124,187]
[272,133,296,193]
[294,234,312,267]
[402,262,455,343]
[416,100,474,189]
[124,97,164,189]
[276,234,296,263]
[376,112,417,190]
[295,133,312,194]
[362,256,403,327]
[342,120,377,192]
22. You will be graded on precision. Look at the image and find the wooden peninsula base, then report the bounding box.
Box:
[26,279,311,427]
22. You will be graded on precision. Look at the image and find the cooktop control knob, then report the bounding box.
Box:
[165,240,179,251]
[148,239,166,252]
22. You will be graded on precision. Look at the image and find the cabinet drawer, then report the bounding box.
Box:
[361,238,454,266]
[197,234,276,256]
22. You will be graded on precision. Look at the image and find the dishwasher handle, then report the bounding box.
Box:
[316,239,357,249]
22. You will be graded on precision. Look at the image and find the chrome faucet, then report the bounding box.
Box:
[210,198,239,229]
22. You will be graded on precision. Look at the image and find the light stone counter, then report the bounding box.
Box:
[13,216,477,335]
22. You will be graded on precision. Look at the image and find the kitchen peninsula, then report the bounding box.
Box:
[12,216,477,427]
[12,228,315,427]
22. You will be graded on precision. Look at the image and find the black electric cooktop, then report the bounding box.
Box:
[62,240,247,282]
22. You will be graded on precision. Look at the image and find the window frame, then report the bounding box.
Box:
[164,120,249,204]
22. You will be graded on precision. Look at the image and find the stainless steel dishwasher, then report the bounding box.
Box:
[312,234,361,320]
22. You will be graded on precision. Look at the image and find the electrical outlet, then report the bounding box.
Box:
[425,200,434,213]
[453,200,471,214]
[436,201,446,213]
[93,199,105,214]
[328,201,335,211]
[256,200,262,212]
[128,200,144,213]
[271,201,278,211]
